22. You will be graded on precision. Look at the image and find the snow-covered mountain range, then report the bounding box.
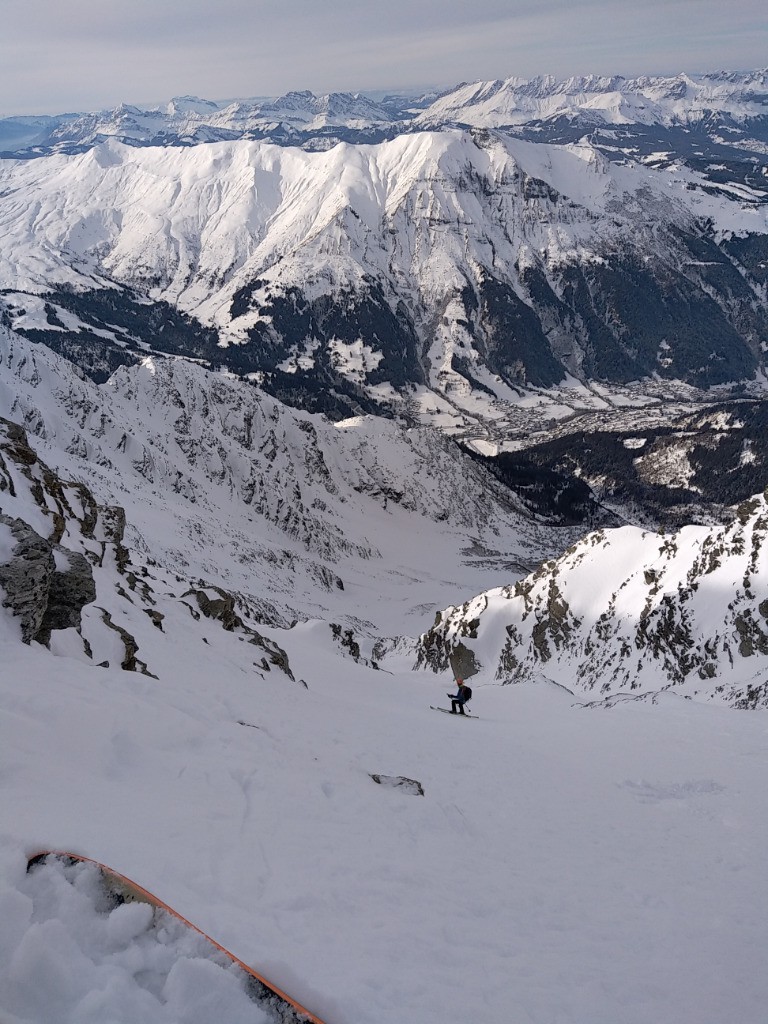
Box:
[2,124,767,433]
[2,326,765,705]
[2,68,768,1024]
[416,70,768,135]
[0,326,570,637]
[3,70,767,154]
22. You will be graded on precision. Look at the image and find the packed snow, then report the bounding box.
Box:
[1,628,768,1024]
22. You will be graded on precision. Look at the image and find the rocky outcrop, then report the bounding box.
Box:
[97,608,155,676]
[182,584,295,680]
[0,515,96,645]
[416,602,484,676]
[0,515,56,642]
[0,419,128,647]
[0,412,299,686]
[36,549,96,645]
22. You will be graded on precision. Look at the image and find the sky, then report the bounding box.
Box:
[1,0,767,115]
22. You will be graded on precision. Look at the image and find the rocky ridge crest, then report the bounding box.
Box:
[0,415,294,682]
[411,491,768,707]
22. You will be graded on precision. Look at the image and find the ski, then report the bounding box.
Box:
[27,851,327,1024]
[429,706,479,718]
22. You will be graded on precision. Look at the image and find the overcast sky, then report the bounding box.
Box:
[2,0,766,115]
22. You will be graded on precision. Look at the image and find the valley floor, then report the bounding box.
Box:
[1,618,767,1024]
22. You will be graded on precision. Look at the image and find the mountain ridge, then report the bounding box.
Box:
[3,68,768,156]
[2,316,766,708]
[407,491,768,707]
[2,128,766,434]
[0,326,570,636]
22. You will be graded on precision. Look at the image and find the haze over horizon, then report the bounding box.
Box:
[1,0,766,116]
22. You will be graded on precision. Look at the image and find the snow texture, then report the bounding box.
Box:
[0,857,268,1024]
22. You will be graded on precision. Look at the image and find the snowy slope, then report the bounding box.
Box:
[0,327,566,635]
[2,316,768,1024]
[2,545,768,1024]
[2,130,764,315]
[411,495,768,706]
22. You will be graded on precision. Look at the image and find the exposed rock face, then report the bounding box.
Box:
[418,608,483,677]
[0,516,97,645]
[183,585,294,680]
[0,515,56,642]
[1,413,300,684]
[97,505,129,571]
[36,548,96,645]
[0,418,116,646]
[184,586,244,632]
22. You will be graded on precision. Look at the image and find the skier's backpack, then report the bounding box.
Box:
[463,686,472,701]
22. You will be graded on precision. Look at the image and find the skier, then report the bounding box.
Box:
[447,678,472,715]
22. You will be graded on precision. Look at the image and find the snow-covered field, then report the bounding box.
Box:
[2,614,768,1024]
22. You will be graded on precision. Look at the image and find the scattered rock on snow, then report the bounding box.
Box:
[369,774,424,796]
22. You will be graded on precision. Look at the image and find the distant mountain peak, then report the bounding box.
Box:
[166,95,221,116]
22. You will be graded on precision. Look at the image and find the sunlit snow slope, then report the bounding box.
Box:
[411,500,768,707]
[416,70,768,130]
[2,587,768,1024]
